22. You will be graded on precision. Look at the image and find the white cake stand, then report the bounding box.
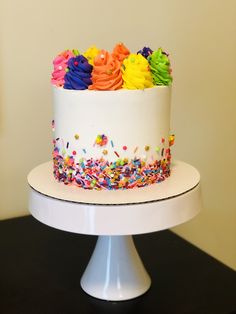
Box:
[27,160,201,301]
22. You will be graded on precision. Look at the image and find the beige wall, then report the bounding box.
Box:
[1,0,235,269]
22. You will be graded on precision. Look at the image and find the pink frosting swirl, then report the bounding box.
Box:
[51,50,76,87]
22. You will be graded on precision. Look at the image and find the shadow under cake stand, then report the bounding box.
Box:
[27,160,201,301]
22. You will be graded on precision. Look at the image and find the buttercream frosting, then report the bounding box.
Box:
[137,46,153,59]
[83,45,100,65]
[89,50,123,90]
[148,48,172,85]
[64,55,93,90]
[51,44,173,90]
[121,53,154,89]
[51,50,78,87]
[112,43,130,62]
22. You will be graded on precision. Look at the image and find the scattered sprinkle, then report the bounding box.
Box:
[53,150,171,191]
[52,134,174,190]
[74,134,80,140]
[114,151,120,157]
[169,134,175,146]
[51,120,55,131]
[95,134,108,146]
[62,148,66,155]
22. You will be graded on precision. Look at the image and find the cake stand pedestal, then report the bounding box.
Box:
[27,160,201,301]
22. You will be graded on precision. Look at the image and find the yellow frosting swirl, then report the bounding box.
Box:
[83,45,100,65]
[121,54,154,89]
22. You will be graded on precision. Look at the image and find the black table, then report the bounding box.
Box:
[0,216,235,314]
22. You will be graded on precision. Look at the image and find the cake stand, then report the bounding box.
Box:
[27,160,201,301]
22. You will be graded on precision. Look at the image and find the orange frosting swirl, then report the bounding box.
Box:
[112,43,130,62]
[89,50,123,91]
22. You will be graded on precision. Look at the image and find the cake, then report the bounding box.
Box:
[51,43,174,190]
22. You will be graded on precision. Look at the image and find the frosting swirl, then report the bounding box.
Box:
[121,53,154,89]
[148,48,172,85]
[64,55,93,90]
[51,49,79,87]
[89,50,123,90]
[137,46,153,59]
[51,44,173,90]
[112,43,130,62]
[83,45,100,65]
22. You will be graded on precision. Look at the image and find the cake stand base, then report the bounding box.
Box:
[28,161,201,302]
[80,235,151,301]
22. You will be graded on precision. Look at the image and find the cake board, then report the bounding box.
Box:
[27,160,201,301]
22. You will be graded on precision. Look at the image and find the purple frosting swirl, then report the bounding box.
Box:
[137,46,153,59]
[64,55,93,90]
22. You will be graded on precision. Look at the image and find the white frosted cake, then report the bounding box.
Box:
[51,43,174,190]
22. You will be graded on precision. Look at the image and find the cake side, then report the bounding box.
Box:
[52,86,173,190]
[51,43,174,190]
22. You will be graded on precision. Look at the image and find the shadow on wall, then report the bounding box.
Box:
[0,46,6,218]
[0,48,4,135]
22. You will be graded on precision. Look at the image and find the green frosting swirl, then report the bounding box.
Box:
[148,48,172,85]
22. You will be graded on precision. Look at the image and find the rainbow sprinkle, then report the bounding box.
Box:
[51,120,55,132]
[95,134,108,146]
[53,146,171,190]
[169,134,175,146]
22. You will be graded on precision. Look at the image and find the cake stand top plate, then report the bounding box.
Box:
[28,160,201,235]
[27,160,200,206]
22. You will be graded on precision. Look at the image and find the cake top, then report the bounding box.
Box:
[51,43,172,91]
